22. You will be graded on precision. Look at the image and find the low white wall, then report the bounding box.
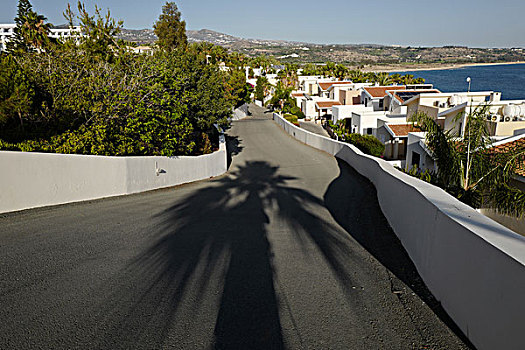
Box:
[273,113,525,350]
[231,104,249,121]
[0,136,227,214]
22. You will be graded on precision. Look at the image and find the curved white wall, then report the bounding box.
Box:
[0,136,227,214]
[274,113,525,350]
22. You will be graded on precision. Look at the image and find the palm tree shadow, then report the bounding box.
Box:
[94,158,471,349]
[97,160,376,348]
[99,161,297,349]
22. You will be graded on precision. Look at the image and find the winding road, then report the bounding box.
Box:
[0,105,471,349]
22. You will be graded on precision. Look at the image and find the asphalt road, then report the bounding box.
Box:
[0,105,472,349]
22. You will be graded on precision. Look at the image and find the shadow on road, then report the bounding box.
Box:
[324,159,474,348]
[106,162,298,349]
[98,158,471,348]
[105,158,381,348]
[226,135,243,169]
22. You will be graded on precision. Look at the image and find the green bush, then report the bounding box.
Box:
[289,105,305,119]
[284,114,298,124]
[0,3,253,156]
[345,133,385,157]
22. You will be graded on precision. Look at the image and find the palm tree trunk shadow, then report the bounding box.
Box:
[103,161,286,349]
[213,191,284,350]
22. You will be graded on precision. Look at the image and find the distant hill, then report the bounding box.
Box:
[118,28,525,67]
[118,28,305,47]
[118,28,157,44]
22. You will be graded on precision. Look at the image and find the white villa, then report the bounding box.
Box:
[0,24,82,51]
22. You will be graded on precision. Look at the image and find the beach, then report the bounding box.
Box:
[362,61,525,73]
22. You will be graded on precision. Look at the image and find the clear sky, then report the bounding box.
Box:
[1,0,524,48]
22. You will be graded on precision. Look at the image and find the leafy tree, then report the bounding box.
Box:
[268,81,292,111]
[324,61,336,77]
[0,2,251,157]
[348,70,365,83]
[9,0,51,53]
[255,76,269,102]
[247,67,255,79]
[154,2,187,51]
[74,1,124,61]
[277,63,298,88]
[375,72,393,86]
[0,55,37,132]
[411,107,525,216]
[225,68,252,108]
[333,64,348,80]
[300,63,321,76]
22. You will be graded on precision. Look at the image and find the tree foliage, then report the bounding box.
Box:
[346,133,385,157]
[154,2,187,52]
[74,2,124,61]
[8,0,51,53]
[0,1,248,157]
[411,107,525,216]
[255,76,269,102]
[298,61,425,85]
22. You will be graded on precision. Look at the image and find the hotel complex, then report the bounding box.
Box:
[0,24,81,51]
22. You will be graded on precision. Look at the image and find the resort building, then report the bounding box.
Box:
[362,84,434,111]
[317,81,353,98]
[0,24,82,51]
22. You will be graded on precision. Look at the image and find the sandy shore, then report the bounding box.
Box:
[362,61,525,73]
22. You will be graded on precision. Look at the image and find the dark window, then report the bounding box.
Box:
[379,99,384,109]
[411,151,420,167]
[367,128,373,135]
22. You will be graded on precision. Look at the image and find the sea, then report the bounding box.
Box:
[393,63,525,100]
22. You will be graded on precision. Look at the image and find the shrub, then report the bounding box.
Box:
[289,105,305,119]
[345,133,385,157]
[283,114,298,124]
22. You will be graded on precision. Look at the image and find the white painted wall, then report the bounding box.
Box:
[0,137,227,214]
[351,111,388,137]
[231,104,249,121]
[332,105,372,123]
[301,99,317,119]
[273,112,525,350]
[406,132,435,171]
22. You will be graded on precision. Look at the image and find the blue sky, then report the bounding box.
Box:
[1,0,524,47]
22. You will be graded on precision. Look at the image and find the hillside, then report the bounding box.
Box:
[119,28,525,68]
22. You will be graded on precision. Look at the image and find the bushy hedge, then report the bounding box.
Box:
[288,105,305,119]
[283,114,298,124]
[0,39,247,156]
[345,133,385,157]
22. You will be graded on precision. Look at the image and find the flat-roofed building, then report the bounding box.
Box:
[0,23,82,51]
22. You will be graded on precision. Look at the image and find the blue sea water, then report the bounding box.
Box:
[394,63,525,100]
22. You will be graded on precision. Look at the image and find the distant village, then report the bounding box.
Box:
[247,67,525,173]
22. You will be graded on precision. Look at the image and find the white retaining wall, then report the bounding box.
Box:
[231,104,249,121]
[0,136,227,214]
[273,113,525,350]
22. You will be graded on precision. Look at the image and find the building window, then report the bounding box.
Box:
[366,128,373,135]
[379,99,384,109]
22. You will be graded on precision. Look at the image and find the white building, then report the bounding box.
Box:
[332,105,373,123]
[405,132,436,171]
[0,24,15,51]
[0,23,81,51]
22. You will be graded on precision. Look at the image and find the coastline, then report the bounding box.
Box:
[362,61,525,73]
